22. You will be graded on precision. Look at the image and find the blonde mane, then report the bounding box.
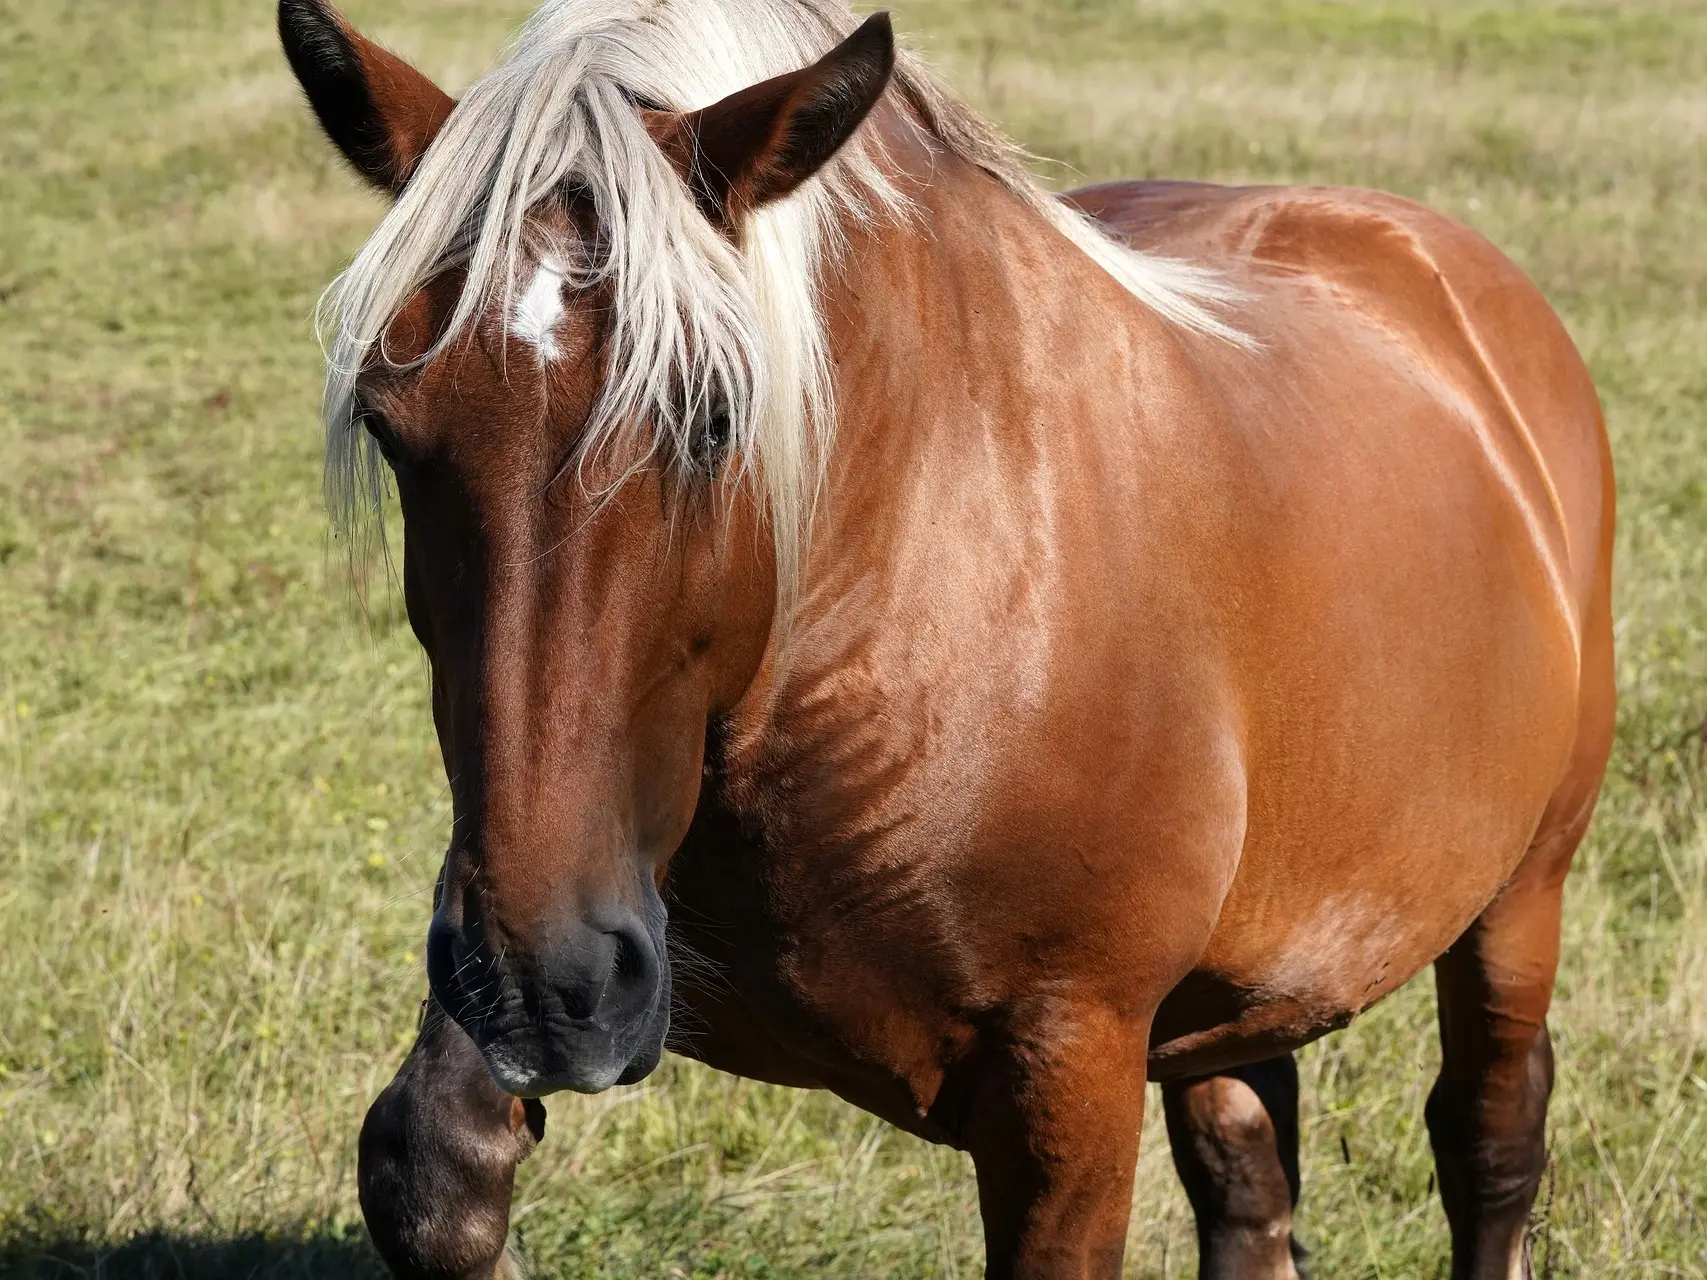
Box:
[319,0,1244,589]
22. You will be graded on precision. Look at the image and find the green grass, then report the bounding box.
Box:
[1,0,1703,1275]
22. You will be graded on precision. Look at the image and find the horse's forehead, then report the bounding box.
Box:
[381,249,577,374]
[383,268,468,367]
[509,258,569,360]
[362,279,520,433]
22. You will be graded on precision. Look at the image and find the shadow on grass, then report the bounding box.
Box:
[0,1230,388,1280]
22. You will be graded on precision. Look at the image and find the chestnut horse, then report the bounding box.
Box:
[280,1,1614,1276]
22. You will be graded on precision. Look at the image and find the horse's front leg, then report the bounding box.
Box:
[359,996,545,1280]
[959,1004,1150,1280]
[1161,1054,1307,1279]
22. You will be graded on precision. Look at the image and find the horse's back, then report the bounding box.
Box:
[1074,179,1611,622]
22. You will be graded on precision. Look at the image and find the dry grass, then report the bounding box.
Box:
[1,0,1703,1276]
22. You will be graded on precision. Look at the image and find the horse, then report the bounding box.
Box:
[278,1,1615,1276]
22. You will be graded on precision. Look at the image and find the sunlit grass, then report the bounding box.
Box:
[1,1,1703,1276]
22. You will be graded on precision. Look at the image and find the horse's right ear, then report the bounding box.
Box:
[644,12,896,228]
[279,0,454,194]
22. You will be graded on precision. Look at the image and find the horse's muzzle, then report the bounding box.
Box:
[426,892,670,1096]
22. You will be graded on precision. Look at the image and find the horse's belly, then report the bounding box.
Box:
[1145,841,1527,1080]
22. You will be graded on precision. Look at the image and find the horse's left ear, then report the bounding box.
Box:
[279,0,455,194]
[646,12,896,226]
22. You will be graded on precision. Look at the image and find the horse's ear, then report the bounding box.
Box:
[279,0,455,194]
[645,12,896,226]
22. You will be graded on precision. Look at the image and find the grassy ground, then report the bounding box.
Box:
[1,0,1703,1275]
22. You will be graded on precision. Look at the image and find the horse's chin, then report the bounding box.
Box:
[474,1003,669,1097]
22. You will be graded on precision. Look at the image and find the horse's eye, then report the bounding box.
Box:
[360,407,404,468]
[695,395,731,473]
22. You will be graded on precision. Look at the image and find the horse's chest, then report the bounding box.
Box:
[663,822,997,1136]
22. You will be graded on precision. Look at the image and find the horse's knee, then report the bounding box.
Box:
[359,1000,544,1280]
[1166,1063,1297,1210]
[1177,1076,1278,1172]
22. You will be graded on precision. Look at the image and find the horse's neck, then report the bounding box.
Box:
[720,146,1133,835]
[811,135,1153,560]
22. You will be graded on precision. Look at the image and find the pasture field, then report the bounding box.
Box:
[2,0,1704,1275]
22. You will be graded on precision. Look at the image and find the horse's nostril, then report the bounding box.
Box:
[612,926,646,982]
[426,909,512,1033]
[533,909,659,1025]
[428,898,662,1055]
[450,933,494,990]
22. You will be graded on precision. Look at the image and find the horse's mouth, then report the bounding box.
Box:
[447,976,671,1097]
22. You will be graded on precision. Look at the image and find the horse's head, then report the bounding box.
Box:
[281,0,895,1094]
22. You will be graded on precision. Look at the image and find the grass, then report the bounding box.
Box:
[1,0,1703,1275]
